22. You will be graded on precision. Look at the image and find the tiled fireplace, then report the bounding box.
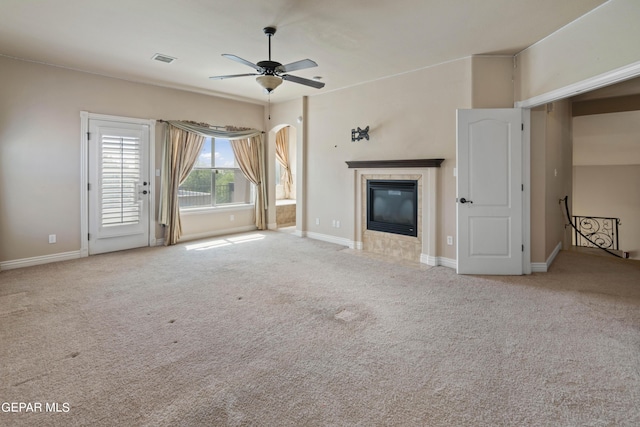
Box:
[348,159,442,264]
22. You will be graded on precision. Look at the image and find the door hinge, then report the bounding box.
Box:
[88,233,91,241]
[521,123,524,131]
[87,132,91,140]
[522,184,524,191]
[522,244,524,252]
[87,183,91,191]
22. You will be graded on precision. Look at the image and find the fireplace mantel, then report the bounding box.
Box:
[345,159,444,169]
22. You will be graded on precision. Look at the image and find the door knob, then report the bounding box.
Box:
[459,197,473,204]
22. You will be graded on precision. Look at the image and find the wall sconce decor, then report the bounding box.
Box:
[351,126,370,142]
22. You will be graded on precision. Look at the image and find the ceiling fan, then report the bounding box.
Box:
[210,26,325,94]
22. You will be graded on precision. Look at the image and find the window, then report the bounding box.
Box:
[179,138,253,209]
[275,160,282,186]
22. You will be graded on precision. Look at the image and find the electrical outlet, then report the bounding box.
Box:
[332,220,336,227]
[315,218,320,225]
[49,234,57,244]
[336,220,340,228]
[230,214,235,221]
[447,236,453,246]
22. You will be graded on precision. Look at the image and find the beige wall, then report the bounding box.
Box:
[528,101,573,263]
[573,165,640,259]
[528,101,573,264]
[296,57,473,259]
[574,111,640,165]
[544,100,574,256]
[471,56,514,108]
[283,55,515,261]
[515,0,640,101]
[0,56,264,263]
[530,107,547,263]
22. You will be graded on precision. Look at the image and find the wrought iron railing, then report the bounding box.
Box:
[178,184,233,207]
[561,196,624,258]
[572,215,620,251]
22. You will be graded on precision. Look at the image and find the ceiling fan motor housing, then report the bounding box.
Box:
[257,60,283,74]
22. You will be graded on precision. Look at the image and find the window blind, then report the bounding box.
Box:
[100,134,141,226]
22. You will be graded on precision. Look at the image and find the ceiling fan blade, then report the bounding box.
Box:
[278,59,318,73]
[209,73,259,80]
[222,54,263,72]
[281,74,325,89]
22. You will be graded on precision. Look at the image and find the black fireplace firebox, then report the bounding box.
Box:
[366,180,418,237]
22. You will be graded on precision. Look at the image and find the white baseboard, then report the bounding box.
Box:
[0,250,82,271]
[421,254,436,266]
[0,228,259,270]
[438,257,457,269]
[419,254,457,269]
[531,241,562,273]
[179,225,259,243]
[276,222,295,228]
[304,231,353,248]
[420,254,457,269]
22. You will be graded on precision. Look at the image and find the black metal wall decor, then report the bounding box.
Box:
[351,126,369,142]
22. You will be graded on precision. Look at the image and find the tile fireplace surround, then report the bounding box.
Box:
[349,160,441,264]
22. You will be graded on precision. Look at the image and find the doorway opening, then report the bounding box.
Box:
[273,125,297,231]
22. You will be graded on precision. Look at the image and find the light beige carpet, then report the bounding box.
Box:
[1,231,639,426]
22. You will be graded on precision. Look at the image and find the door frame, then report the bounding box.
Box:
[80,112,156,257]
[508,61,640,274]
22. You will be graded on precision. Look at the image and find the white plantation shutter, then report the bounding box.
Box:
[100,134,141,226]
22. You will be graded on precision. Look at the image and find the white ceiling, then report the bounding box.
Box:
[0,0,607,105]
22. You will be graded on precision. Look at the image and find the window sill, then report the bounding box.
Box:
[180,204,254,216]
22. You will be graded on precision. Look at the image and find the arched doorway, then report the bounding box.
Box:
[268,124,298,231]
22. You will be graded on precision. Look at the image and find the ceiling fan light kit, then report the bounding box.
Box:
[256,75,282,94]
[210,26,325,94]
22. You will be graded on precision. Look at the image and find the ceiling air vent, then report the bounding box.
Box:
[152,53,176,64]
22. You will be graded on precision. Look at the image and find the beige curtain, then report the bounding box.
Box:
[159,124,205,245]
[275,126,293,199]
[230,134,267,229]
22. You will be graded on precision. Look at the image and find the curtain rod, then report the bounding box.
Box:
[156,119,226,130]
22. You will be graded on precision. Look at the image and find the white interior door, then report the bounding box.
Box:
[88,119,150,255]
[456,109,523,275]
